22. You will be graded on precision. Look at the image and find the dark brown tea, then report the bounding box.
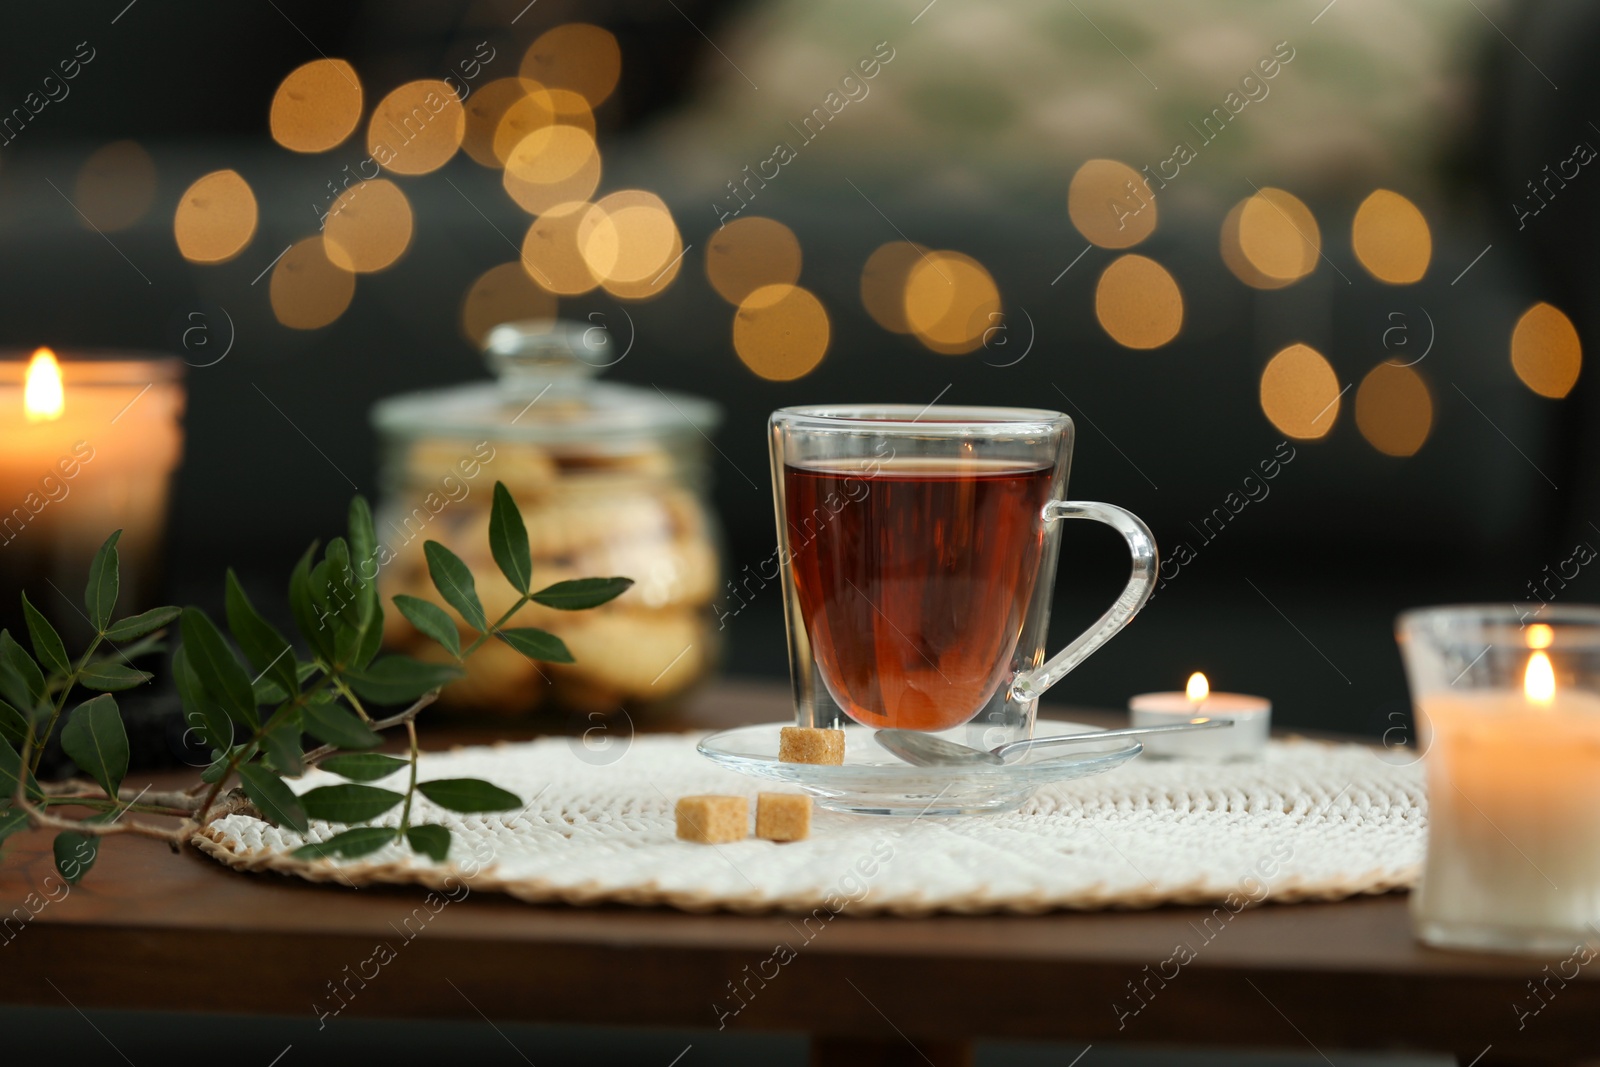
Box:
[784,458,1054,731]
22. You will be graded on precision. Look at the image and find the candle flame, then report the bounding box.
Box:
[1527,623,1554,650]
[24,348,63,422]
[1524,650,1555,705]
[1186,672,1210,703]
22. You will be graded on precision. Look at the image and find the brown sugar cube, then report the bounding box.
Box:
[779,726,845,765]
[675,795,749,844]
[756,793,812,842]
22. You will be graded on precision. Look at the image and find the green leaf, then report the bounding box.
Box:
[348,497,384,671]
[77,661,153,692]
[423,541,486,632]
[496,627,574,664]
[54,828,101,885]
[406,824,451,862]
[319,752,408,782]
[179,607,258,729]
[301,701,381,750]
[91,632,167,667]
[489,482,533,595]
[235,763,308,833]
[85,530,122,631]
[103,605,181,643]
[300,783,405,823]
[200,743,252,784]
[530,577,634,611]
[60,694,128,797]
[0,631,45,710]
[172,647,234,754]
[261,707,304,777]
[293,826,397,860]
[417,777,521,813]
[252,677,288,705]
[0,806,29,848]
[288,542,333,662]
[0,735,42,801]
[21,592,70,676]
[393,595,461,658]
[0,700,27,746]
[225,570,298,697]
[345,655,463,705]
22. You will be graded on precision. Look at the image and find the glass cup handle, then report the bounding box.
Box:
[1008,500,1158,704]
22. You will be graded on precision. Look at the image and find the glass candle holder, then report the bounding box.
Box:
[0,351,184,642]
[1397,604,1600,953]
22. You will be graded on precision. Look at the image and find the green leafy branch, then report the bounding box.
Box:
[0,480,631,881]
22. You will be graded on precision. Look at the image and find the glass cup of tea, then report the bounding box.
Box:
[769,405,1157,753]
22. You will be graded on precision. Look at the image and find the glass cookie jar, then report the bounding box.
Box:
[369,320,722,717]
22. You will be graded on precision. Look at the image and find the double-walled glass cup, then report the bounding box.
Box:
[770,405,1157,756]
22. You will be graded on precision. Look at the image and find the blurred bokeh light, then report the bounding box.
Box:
[707,217,802,305]
[904,251,1001,356]
[73,140,157,232]
[1511,301,1582,399]
[1095,254,1183,349]
[270,236,356,329]
[323,178,414,273]
[367,80,466,176]
[734,283,829,380]
[1351,189,1431,284]
[1260,343,1341,439]
[269,59,363,154]
[174,169,258,264]
[460,262,557,345]
[1355,362,1433,456]
[1069,159,1155,249]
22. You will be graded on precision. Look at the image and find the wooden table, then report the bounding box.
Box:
[2,679,1594,1066]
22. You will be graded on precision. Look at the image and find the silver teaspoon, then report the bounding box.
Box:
[875,718,1234,767]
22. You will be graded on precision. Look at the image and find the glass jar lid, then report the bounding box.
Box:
[370,319,720,447]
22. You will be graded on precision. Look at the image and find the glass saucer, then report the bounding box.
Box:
[696,720,1142,816]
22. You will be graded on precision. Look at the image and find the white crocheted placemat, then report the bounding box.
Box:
[194,734,1426,915]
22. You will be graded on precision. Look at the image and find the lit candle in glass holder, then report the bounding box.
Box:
[0,348,184,638]
[1399,606,1600,953]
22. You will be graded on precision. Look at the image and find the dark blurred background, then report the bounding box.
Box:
[0,0,1597,748]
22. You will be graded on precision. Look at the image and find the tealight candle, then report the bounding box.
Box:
[0,349,183,637]
[1400,608,1600,953]
[1129,672,1271,759]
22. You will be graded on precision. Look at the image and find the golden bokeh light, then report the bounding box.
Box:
[860,241,927,334]
[1238,188,1320,283]
[520,24,622,108]
[904,251,1001,355]
[1511,302,1582,398]
[1094,254,1183,349]
[1221,199,1289,290]
[463,78,542,167]
[367,80,465,176]
[1355,362,1432,457]
[270,59,362,153]
[74,140,156,232]
[520,201,603,295]
[270,237,355,330]
[491,90,556,165]
[174,169,258,264]
[603,229,685,301]
[502,125,602,215]
[1352,190,1431,284]
[323,178,414,273]
[1068,159,1156,249]
[733,284,829,380]
[578,190,681,299]
[1260,343,1341,439]
[460,262,557,345]
[706,217,801,305]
